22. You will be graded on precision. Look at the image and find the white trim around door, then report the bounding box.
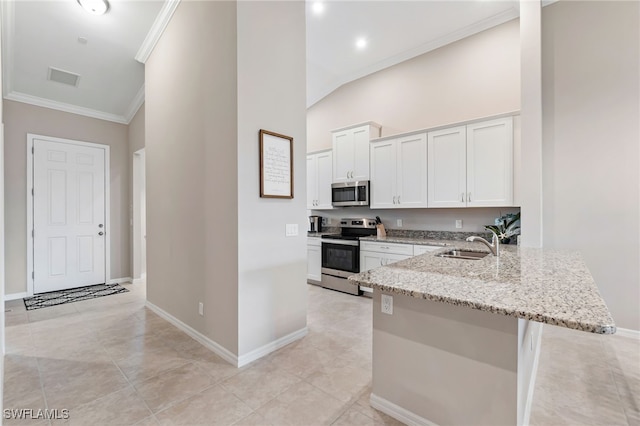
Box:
[26,133,111,296]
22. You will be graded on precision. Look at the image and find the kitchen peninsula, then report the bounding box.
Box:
[348,242,615,426]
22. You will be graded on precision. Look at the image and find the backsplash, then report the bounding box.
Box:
[385,228,492,241]
[311,206,521,233]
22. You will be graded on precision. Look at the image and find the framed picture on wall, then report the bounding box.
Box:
[259,129,294,199]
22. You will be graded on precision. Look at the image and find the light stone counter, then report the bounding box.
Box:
[348,243,616,334]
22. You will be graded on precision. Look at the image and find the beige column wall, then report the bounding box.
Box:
[144,0,239,353]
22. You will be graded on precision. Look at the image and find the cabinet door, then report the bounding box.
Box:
[370,140,397,209]
[428,126,466,208]
[352,126,371,181]
[413,245,441,255]
[466,117,513,207]
[396,133,428,208]
[307,243,322,282]
[307,155,318,209]
[332,131,353,183]
[380,253,411,266]
[315,151,334,209]
[360,251,385,272]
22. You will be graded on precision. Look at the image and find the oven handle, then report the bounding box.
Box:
[321,239,359,246]
[321,268,356,278]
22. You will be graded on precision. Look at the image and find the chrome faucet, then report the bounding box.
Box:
[466,230,500,257]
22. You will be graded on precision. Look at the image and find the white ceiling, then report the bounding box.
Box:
[1,0,164,124]
[1,0,521,124]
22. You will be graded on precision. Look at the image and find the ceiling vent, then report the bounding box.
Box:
[47,67,81,87]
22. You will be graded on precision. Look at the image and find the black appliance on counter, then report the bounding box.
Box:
[308,215,322,233]
[320,218,377,295]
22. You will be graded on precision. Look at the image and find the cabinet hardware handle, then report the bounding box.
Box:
[468,192,471,202]
[461,193,464,202]
[398,196,400,204]
[393,196,397,204]
[379,258,383,266]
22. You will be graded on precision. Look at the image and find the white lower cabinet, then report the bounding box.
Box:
[359,241,442,293]
[360,241,414,273]
[413,245,441,255]
[307,238,322,282]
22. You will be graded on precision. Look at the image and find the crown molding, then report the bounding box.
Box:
[1,0,15,98]
[5,91,129,124]
[124,84,145,123]
[307,7,520,107]
[135,0,181,64]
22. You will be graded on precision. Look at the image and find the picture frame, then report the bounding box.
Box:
[259,129,294,199]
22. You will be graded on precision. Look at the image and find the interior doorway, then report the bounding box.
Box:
[27,134,110,295]
[132,149,146,284]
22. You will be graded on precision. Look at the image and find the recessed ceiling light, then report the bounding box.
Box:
[356,38,367,50]
[312,2,324,15]
[77,0,109,15]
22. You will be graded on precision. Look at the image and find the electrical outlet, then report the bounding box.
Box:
[381,294,393,315]
[396,219,403,227]
[198,302,204,316]
[455,220,463,229]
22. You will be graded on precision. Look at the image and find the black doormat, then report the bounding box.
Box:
[23,283,130,311]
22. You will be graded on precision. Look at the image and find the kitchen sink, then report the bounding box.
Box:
[437,250,489,260]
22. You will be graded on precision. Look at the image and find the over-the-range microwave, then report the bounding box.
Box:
[331,181,369,207]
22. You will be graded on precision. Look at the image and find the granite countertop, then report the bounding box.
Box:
[348,243,616,334]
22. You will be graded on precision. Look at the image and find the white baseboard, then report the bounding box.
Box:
[132,278,146,285]
[144,301,308,368]
[237,327,308,368]
[4,292,28,302]
[369,394,437,426]
[616,327,640,339]
[108,277,132,285]
[145,301,239,366]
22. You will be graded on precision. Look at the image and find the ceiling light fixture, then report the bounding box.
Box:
[355,38,367,50]
[312,2,324,15]
[77,0,109,15]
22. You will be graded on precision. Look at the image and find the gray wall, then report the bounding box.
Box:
[3,100,131,295]
[145,1,239,354]
[128,103,145,277]
[236,1,307,357]
[146,0,308,359]
[541,1,640,330]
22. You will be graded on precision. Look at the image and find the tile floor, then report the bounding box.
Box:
[3,282,639,425]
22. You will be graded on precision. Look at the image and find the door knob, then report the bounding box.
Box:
[98,231,104,236]
[98,224,104,228]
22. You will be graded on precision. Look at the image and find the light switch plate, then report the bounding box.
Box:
[396,219,403,227]
[285,224,299,237]
[455,220,463,229]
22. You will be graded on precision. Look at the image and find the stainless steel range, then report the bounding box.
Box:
[320,218,377,295]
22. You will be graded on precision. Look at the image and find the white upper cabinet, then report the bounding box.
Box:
[428,126,467,208]
[332,122,381,183]
[466,117,513,207]
[428,117,514,208]
[307,150,334,210]
[370,133,428,209]
[370,140,397,208]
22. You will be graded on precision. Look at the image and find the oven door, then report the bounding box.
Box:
[321,239,359,277]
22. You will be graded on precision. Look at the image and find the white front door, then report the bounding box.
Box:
[33,138,106,293]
